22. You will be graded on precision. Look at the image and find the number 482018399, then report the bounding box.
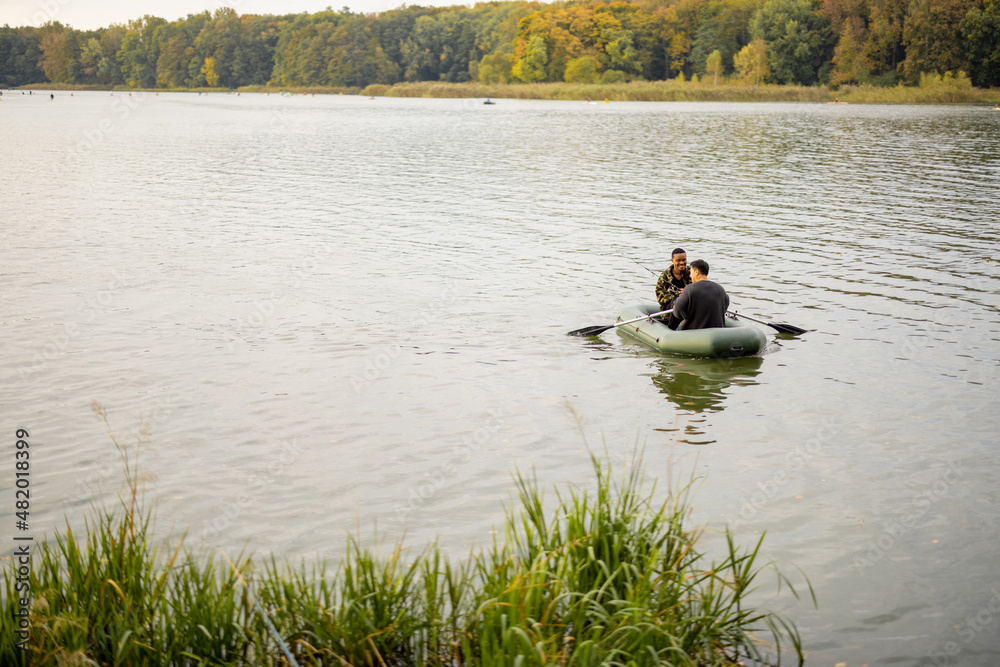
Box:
[15,429,29,526]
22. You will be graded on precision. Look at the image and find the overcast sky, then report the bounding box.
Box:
[0,0,456,31]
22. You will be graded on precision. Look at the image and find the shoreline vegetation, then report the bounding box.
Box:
[1,417,813,665]
[14,80,1000,105]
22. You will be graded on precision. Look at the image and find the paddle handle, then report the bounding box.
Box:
[727,310,763,325]
[728,311,808,335]
[615,308,672,328]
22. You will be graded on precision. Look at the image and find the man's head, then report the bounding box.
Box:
[689,259,709,280]
[671,248,687,276]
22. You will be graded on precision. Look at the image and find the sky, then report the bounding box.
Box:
[0,0,457,30]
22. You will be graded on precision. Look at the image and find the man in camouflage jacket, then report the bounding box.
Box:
[655,248,692,312]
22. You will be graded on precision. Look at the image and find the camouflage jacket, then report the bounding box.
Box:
[655,266,692,309]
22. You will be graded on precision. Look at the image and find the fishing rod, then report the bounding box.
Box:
[619,251,661,279]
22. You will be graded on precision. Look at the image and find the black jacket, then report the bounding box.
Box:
[668,280,729,330]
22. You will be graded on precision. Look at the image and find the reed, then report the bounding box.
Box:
[359,80,830,102]
[237,84,362,95]
[464,454,809,666]
[835,83,998,104]
[2,441,811,666]
[359,79,1000,104]
[16,80,999,104]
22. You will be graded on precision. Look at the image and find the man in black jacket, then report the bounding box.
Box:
[667,259,729,330]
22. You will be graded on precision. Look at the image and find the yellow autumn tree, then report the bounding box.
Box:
[733,39,769,86]
[706,49,722,87]
[831,18,870,85]
[201,56,220,87]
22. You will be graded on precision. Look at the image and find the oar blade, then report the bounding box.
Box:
[567,324,613,337]
[770,322,809,335]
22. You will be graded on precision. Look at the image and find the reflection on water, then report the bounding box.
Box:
[649,356,763,445]
[652,356,764,413]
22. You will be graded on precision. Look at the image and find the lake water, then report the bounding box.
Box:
[2,90,998,665]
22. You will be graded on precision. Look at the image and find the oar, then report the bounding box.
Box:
[728,311,808,335]
[618,252,809,335]
[568,309,672,337]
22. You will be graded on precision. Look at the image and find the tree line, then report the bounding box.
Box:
[1,0,998,90]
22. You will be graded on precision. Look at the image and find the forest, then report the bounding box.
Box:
[1,0,998,90]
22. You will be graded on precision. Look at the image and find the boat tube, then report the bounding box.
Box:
[616,303,766,358]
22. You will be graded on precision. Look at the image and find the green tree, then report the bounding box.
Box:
[78,36,105,83]
[960,0,1000,87]
[0,26,45,86]
[324,14,401,86]
[39,22,81,83]
[370,5,428,82]
[601,68,627,82]
[229,14,284,86]
[750,0,835,84]
[192,8,244,88]
[706,47,722,85]
[512,34,548,82]
[155,30,192,87]
[690,0,758,78]
[603,28,642,74]
[564,54,599,81]
[863,0,906,81]
[900,0,977,82]
[402,14,447,81]
[733,37,770,84]
[118,15,167,88]
[478,50,514,84]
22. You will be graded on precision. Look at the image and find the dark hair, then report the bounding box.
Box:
[671,247,686,257]
[690,259,709,276]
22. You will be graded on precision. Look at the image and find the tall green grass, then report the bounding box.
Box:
[2,443,812,666]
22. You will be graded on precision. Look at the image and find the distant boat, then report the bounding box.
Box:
[827,100,848,105]
[484,99,495,105]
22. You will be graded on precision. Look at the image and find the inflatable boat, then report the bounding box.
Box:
[616,303,766,358]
